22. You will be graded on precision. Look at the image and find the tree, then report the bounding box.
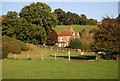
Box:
[91,18,120,60]
[19,2,57,35]
[46,29,58,45]
[54,9,81,25]
[88,19,97,25]
[66,12,80,25]
[7,11,18,19]
[2,2,58,45]
[54,8,67,25]
[116,14,120,21]
[80,14,87,19]
[2,17,47,44]
[80,14,88,25]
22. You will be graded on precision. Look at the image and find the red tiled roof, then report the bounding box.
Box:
[58,30,75,36]
[56,32,61,35]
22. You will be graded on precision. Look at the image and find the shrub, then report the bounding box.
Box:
[2,36,29,58]
[53,44,58,47]
[2,45,8,58]
[69,38,90,50]
[17,41,29,51]
[80,39,90,50]
[69,38,82,49]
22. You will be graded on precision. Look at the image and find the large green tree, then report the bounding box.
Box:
[19,2,58,35]
[91,18,120,60]
[2,2,58,45]
[54,8,67,25]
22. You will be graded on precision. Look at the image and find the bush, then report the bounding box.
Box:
[53,44,58,47]
[80,39,90,50]
[2,45,8,58]
[69,38,90,50]
[2,36,29,58]
[17,41,29,51]
[69,38,82,49]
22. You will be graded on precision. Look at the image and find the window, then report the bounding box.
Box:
[60,37,63,41]
[67,37,70,41]
[73,33,75,35]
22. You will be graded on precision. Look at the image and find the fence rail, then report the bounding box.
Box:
[38,45,91,53]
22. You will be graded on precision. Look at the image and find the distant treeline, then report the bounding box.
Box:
[54,8,97,25]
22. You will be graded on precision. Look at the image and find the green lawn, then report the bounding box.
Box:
[2,60,118,79]
[2,48,118,79]
[54,25,98,32]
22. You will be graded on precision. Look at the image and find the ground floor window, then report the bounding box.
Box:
[59,43,66,47]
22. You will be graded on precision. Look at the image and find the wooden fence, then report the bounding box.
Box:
[38,45,82,53]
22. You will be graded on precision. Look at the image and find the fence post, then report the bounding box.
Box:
[14,54,17,59]
[68,51,71,61]
[51,47,53,50]
[45,46,46,50]
[74,49,76,52]
[27,54,30,58]
[81,52,84,55]
[55,53,56,60]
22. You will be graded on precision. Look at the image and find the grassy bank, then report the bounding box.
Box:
[54,25,98,32]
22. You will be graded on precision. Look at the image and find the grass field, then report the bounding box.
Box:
[2,60,118,79]
[54,25,98,32]
[2,48,118,79]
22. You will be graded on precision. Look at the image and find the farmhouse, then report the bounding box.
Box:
[56,27,80,47]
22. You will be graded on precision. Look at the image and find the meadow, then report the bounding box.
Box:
[2,47,118,79]
[54,25,98,32]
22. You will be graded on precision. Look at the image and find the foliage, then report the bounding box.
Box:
[69,38,82,49]
[116,14,120,22]
[7,11,18,19]
[80,39,91,50]
[19,2,58,35]
[91,18,120,60]
[46,29,58,45]
[2,36,29,56]
[69,38,91,50]
[54,8,97,25]
[2,45,8,58]
[53,44,58,47]
[2,2,58,45]
[79,28,98,43]
[54,8,66,25]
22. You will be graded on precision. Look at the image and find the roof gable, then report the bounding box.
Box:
[58,30,75,36]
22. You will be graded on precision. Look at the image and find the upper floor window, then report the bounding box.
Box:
[67,37,70,41]
[73,33,75,35]
[60,37,63,41]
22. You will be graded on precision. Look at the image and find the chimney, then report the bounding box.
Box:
[70,27,73,31]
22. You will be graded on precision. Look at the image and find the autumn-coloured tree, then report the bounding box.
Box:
[46,29,58,45]
[91,18,120,60]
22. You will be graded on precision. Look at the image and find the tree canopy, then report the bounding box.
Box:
[91,18,120,59]
[54,8,97,25]
[2,2,58,45]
